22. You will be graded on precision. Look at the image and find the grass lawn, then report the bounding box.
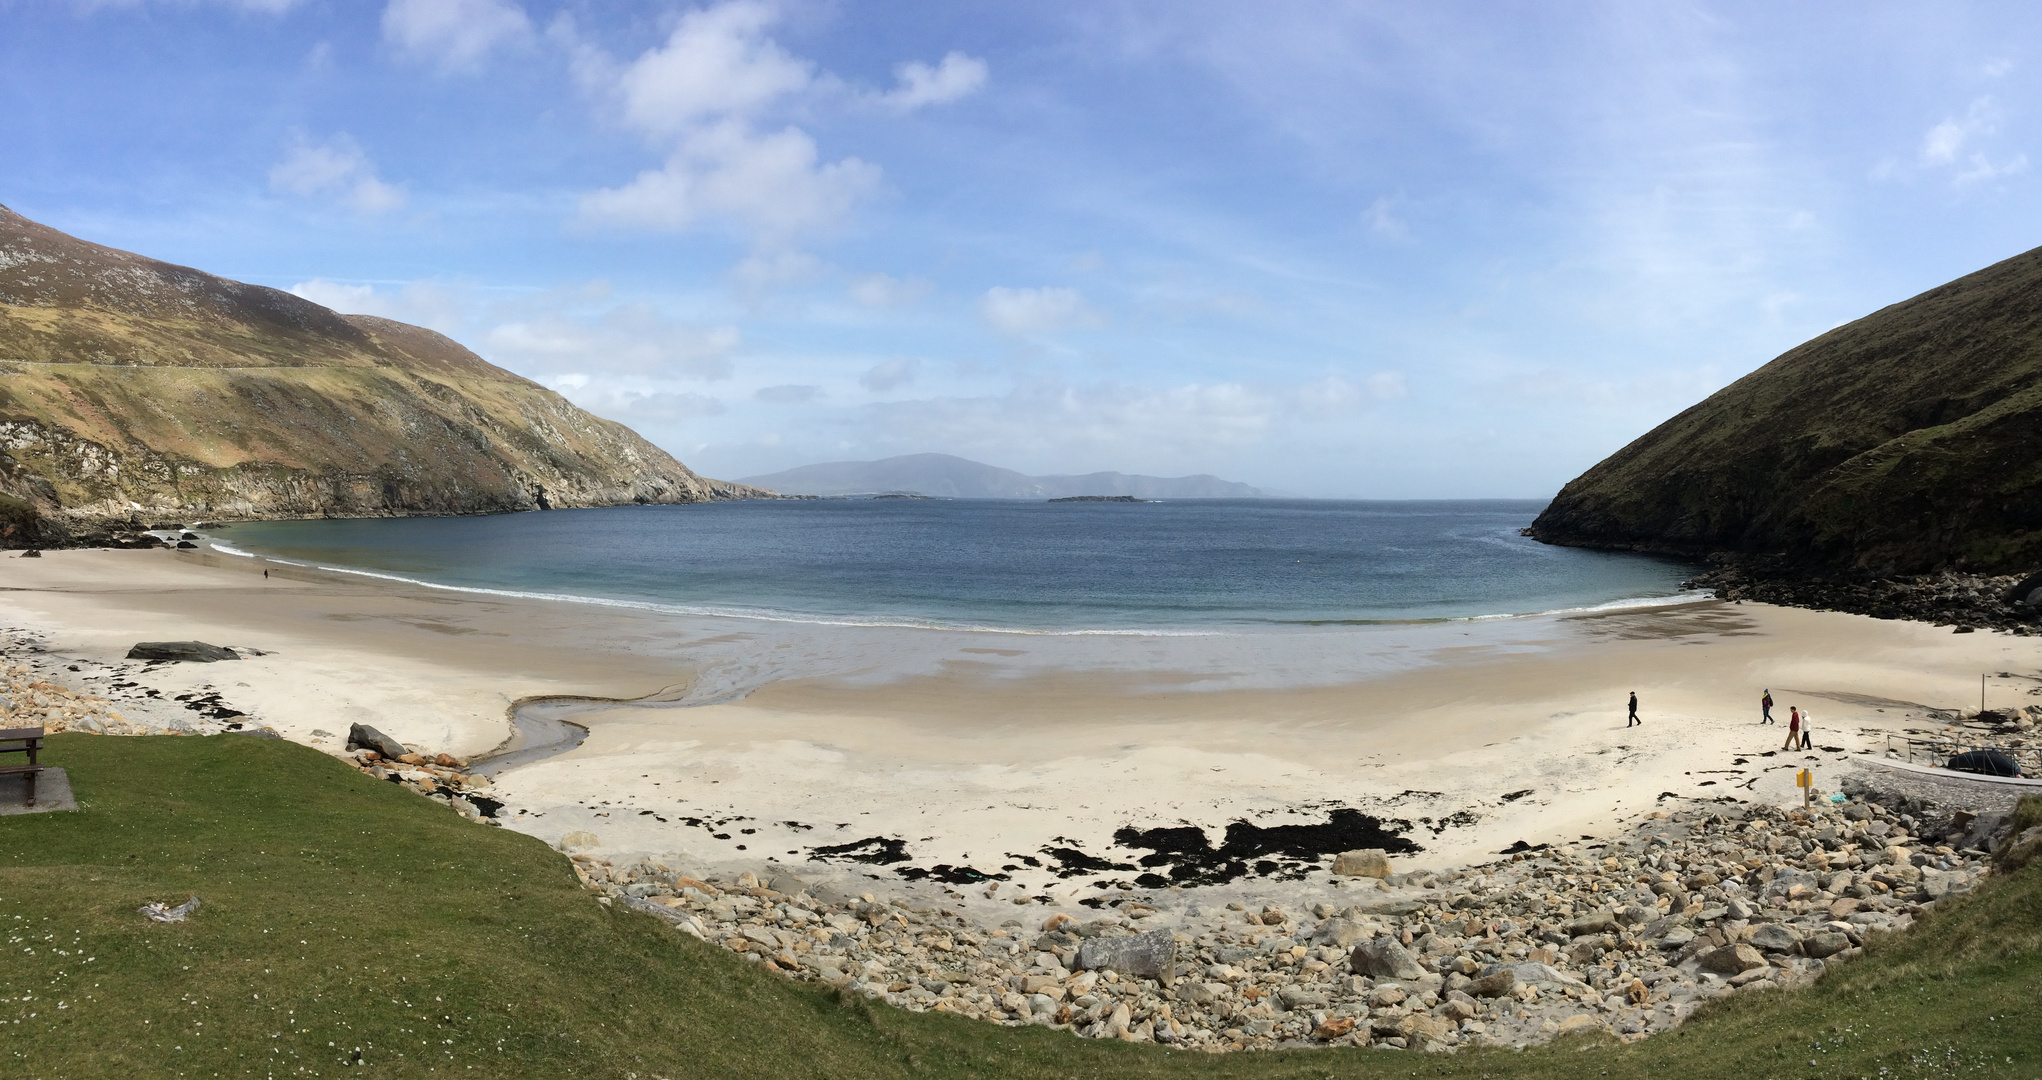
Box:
[4,733,2041,1079]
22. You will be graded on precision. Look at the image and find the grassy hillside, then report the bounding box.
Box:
[0,204,763,530]
[4,734,2041,1078]
[1531,245,2042,574]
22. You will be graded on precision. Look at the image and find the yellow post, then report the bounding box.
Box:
[1797,768,1812,810]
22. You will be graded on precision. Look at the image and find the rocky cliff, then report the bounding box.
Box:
[0,204,766,544]
[1530,245,2042,576]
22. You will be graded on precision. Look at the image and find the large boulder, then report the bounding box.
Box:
[1614,902,1658,927]
[1748,922,1802,954]
[1331,849,1392,877]
[1764,867,1819,900]
[1480,961,1582,990]
[126,641,239,662]
[1567,910,1619,937]
[1698,943,1766,975]
[1465,969,1516,997]
[346,723,410,759]
[1311,917,1372,949]
[1077,929,1176,983]
[1348,934,1425,980]
[1803,931,1853,959]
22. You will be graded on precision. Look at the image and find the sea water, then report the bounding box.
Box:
[216,498,1692,633]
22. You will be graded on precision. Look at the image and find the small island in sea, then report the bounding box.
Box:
[1047,494,1147,503]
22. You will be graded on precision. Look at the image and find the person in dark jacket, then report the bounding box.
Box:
[1627,691,1640,727]
[1761,689,1774,725]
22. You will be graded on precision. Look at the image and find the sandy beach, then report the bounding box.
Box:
[5,545,2035,911]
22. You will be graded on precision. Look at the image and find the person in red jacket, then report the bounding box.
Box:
[1783,706,1801,751]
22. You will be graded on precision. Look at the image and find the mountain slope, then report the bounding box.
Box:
[1531,244,2042,574]
[740,452,1263,498]
[0,204,765,538]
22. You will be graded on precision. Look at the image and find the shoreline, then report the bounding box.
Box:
[2,547,2035,881]
[0,546,2035,1050]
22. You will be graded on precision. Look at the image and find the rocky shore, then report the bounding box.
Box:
[1685,561,2038,634]
[564,786,1992,1053]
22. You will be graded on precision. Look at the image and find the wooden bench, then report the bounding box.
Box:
[0,726,46,807]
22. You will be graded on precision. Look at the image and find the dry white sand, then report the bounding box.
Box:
[4,547,2035,905]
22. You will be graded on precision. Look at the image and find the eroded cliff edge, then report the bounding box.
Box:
[0,204,768,544]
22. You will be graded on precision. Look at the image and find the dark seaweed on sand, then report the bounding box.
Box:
[1114,808,1419,886]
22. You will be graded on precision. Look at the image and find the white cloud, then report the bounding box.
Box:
[269,134,405,213]
[76,0,302,11]
[1916,96,2026,185]
[382,0,532,70]
[1365,372,1408,401]
[979,286,1103,336]
[848,273,933,308]
[859,357,919,392]
[548,380,727,422]
[755,383,823,404]
[732,249,825,289]
[1956,153,2028,185]
[1293,373,1407,417]
[1364,196,1409,240]
[613,1,810,136]
[1921,111,1979,164]
[289,277,468,330]
[291,278,742,383]
[580,121,880,239]
[289,278,378,313]
[485,306,740,379]
[880,51,989,111]
[566,2,981,261]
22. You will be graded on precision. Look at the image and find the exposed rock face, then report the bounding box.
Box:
[346,723,410,760]
[0,204,768,541]
[1531,245,2042,575]
[125,641,239,663]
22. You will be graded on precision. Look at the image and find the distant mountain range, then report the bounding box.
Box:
[738,453,1265,499]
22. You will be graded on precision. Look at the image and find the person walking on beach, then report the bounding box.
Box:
[1799,709,1813,750]
[1627,691,1640,727]
[1783,707,1801,751]
[1761,689,1774,725]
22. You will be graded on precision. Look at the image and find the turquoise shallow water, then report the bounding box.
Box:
[213,498,1696,634]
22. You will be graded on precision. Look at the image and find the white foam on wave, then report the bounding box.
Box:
[237,557,1221,637]
[1472,590,1714,621]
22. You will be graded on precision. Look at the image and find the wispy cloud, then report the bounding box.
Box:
[878,51,988,110]
[582,122,880,240]
[268,133,405,213]
[754,383,823,404]
[979,286,1103,336]
[382,0,532,71]
[859,357,919,392]
[1917,97,2027,185]
[74,0,303,11]
[848,273,932,308]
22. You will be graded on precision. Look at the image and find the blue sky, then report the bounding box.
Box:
[3,1,2039,496]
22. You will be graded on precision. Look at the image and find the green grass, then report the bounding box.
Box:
[5,734,2042,1079]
